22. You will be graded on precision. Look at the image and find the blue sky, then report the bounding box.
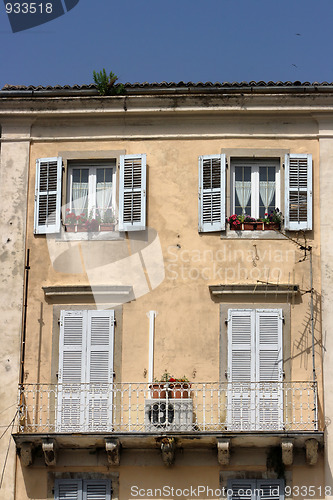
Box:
[0,0,332,88]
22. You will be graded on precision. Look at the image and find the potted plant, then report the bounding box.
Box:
[149,372,170,399]
[262,208,282,230]
[168,376,191,399]
[243,215,258,230]
[100,208,116,231]
[86,218,100,232]
[64,209,77,232]
[76,213,88,232]
[227,214,242,230]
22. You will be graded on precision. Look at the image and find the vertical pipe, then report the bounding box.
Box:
[309,247,317,427]
[20,249,30,385]
[309,247,316,383]
[147,311,156,384]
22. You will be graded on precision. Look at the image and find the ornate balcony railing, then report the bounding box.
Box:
[17,381,318,434]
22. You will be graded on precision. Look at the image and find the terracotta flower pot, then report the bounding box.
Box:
[169,383,191,399]
[230,223,242,230]
[243,222,256,230]
[76,224,87,232]
[264,222,280,231]
[100,223,115,232]
[149,383,167,399]
[65,225,76,233]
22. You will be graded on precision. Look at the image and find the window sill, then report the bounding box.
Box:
[222,229,286,239]
[56,226,124,242]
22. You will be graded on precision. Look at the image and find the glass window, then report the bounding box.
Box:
[68,162,116,220]
[231,159,280,218]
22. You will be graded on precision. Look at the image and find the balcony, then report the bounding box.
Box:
[14,382,322,466]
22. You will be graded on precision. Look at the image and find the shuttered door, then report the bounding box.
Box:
[227,310,255,430]
[55,480,83,500]
[198,154,226,232]
[227,480,284,500]
[58,311,87,432]
[83,480,111,500]
[86,311,115,431]
[256,310,283,430]
[285,154,312,230]
[119,154,146,231]
[227,480,257,500]
[257,480,284,500]
[34,157,62,234]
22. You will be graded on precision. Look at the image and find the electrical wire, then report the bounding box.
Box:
[0,411,18,442]
[0,402,17,417]
[0,411,17,490]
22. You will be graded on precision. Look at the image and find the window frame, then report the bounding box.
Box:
[227,479,285,500]
[230,158,281,219]
[219,303,291,392]
[54,478,112,500]
[67,160,117,220]
[226,308,284,430]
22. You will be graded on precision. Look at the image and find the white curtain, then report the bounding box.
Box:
[96,179,112,218]
[235,181,251,213]
[259,180,275,212]
[72,180,88,216]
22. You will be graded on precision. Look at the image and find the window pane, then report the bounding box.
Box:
[259,166,275,217]
[72,168,89,217]
[235,166,251,215]
[96,168,113,218]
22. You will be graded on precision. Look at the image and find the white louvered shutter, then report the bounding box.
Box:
[34,157,62,234]
[119,154,146,231]
[257,480,284,500]
[83,480,111,500]
[227,480,257,500]
[198,154,226,232]
[86,311,114,431]
[55,479,83,500]
[57,311,87,432]
[227,309,255,430]
[256,309,283,430]
[285,154,312,230]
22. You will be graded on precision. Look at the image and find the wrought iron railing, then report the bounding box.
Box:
[17,381,318,434]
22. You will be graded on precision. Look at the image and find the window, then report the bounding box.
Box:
[34,154,147,234]
[67,162,116,220]
[231,159,280,219]
[57,310,115,432]
[198,153,312,232]
[227,309,283,431]
[227,479,284,500]
[55,479,111,500]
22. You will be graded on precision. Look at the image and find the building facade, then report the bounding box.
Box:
[0,81,330,499]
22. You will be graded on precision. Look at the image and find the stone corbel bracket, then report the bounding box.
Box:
[105,438,121,466]
[20,442,33,467]
[305,439,319,465]
[217,438,231,465]
[281,439,293,465]
[161,437,176,466]
[42,439,58,466]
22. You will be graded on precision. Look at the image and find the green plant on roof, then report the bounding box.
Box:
[93,69,125,96]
